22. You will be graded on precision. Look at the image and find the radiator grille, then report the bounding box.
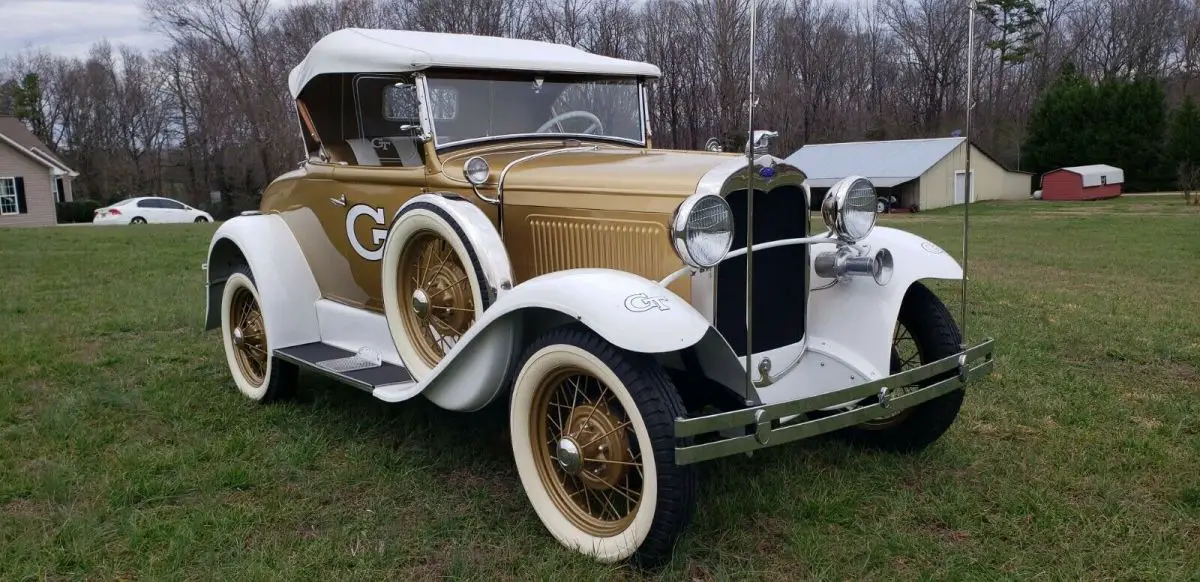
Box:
[715,187,808,356]
[527,215,669,280]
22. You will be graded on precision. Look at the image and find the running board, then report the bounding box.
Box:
[274,342,414,394]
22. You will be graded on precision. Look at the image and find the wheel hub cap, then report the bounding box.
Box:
[232,327,245,346]
[555,437,583,475]
[411,288,430,319]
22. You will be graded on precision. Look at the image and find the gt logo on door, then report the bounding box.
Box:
[624,293,671,312]
[347,203,388,261]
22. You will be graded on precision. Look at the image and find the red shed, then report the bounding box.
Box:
[1040,165,1124,200]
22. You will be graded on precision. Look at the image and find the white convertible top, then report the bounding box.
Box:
[288,28,662,98]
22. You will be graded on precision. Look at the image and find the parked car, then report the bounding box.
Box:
[201,29,995,566]
[94,196,213,224]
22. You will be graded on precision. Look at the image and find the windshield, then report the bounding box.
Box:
[423,73,644,147]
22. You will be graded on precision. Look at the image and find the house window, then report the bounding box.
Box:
[0,178,18,215]
[51,176,62,203]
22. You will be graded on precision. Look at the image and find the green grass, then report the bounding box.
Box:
[2,196,1198,580]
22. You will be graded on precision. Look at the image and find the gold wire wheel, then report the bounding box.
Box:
[863,322,922,429]
[229,285,268,387]
[398,230,476,368]
[530,367,645,536]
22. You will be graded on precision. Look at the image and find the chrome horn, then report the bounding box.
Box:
[813,246,893,286]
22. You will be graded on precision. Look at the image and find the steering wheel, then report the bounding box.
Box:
[536,110,605,135]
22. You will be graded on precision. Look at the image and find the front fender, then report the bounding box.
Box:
[806,226,962,376]
[418,268,712,411]
[202,214,322,350]
[490,268,711,354]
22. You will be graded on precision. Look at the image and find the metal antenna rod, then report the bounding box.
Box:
[961,0,976,351]
[743,0,758,402]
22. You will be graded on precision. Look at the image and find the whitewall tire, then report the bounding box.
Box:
[219,266,296,402]
[509,325,697,567]
[382,204,489,380]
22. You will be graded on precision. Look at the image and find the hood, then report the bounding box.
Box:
[438,142,745,198]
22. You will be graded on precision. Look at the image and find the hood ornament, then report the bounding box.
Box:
[746,130,778,156]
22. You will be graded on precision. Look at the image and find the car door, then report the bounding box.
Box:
[133,199,160,222]
[157,198,190,222]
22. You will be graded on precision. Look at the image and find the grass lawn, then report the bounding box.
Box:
[1,196,1198,580]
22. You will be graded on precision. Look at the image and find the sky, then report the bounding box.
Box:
[0,0,291,60]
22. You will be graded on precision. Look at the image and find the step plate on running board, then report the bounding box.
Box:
[274,342,412,392]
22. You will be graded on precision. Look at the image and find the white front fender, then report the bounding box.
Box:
[806,226,962,376]
[418,268,712,411]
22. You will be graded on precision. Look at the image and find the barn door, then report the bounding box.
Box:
[954,170,975,204]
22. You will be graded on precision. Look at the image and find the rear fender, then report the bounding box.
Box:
[202,214,322,350]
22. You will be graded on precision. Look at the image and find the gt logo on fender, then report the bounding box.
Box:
[346,203,388,261]
[624,293,671,312]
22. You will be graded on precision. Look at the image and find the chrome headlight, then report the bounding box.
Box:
[821,176,877,242]
[671,193,734,269]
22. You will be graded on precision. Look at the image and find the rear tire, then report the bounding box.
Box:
[219,264,297,403]
[509,325,697,568]
[836,282,964,453]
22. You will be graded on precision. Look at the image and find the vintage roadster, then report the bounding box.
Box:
[202,28,994,566]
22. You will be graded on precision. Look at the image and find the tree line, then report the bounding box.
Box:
[2,0,1199,213]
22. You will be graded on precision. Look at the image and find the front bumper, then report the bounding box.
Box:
[673,339,995,465]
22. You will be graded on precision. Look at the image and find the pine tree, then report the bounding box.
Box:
[12,73,50,146]
[977,0,1045,66]
[1167,96,1200,202]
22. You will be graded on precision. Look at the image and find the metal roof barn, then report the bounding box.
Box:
[1039,164,1124,201]
[785,137,1033,212]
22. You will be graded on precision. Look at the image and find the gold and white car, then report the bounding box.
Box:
[201,28,994,566]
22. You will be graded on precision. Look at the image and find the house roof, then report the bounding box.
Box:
[1055,164,1124,187]
[0,116,77,176]
[784,137,965,188]
[289,28,663,99]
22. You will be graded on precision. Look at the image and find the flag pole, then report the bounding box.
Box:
[961,0,976,352]
[743,0,758,402]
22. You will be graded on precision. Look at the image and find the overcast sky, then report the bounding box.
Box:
[0,0,294,59]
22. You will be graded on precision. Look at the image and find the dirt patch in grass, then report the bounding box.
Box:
[1,499,53,519]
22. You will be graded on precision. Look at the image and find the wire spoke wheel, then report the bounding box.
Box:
[862,322,923,429]
[530,368,644,536]
[398,231,476,368]
[229,285,268,387]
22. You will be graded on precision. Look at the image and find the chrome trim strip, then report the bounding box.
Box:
[673,338,995,465]
[434,133,645,151]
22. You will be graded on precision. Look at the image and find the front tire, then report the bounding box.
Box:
[836,282,964,452]
[130,217,147,224]
[509,325,697,568]
[219,265,297,402]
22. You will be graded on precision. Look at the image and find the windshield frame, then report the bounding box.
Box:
[414,72,650,151]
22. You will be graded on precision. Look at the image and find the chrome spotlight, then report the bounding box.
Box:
[814,247,893,286]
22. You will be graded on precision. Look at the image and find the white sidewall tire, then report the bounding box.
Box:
[220,272,271,401]
[509,344,658,563]
[381,208,485,380]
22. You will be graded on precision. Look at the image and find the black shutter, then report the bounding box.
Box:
[14,177,27,214]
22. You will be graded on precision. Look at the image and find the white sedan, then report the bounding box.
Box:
[93,197,214,225]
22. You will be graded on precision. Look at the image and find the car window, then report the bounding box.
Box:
[136,199,158,208]
[158,199,187,210]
